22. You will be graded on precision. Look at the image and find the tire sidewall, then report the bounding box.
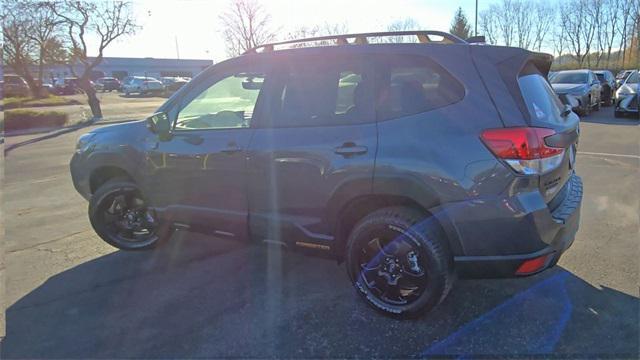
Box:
[89,180,168,250]
[346,208,452,317]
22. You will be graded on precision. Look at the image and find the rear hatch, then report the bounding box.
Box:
[472,47,579,205]
[518,61,580,204]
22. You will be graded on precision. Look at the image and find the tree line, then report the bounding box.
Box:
[479,0,640,69]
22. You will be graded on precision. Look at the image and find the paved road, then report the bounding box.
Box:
[1,108,638,358]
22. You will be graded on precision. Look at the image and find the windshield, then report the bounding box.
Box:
[550,72,587,84]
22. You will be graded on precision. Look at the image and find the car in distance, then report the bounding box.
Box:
[71,31,583,318]
[122,77,164,96]
[614,70,638,118]
[593,70,616,106]
[3,74,30,97]
[161,76,189,94]
[94,77,121,92]
[550,69,601,115]
[615,69,634,87]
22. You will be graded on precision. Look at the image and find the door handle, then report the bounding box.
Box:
[334,142,368,156]
[221,143,241,154]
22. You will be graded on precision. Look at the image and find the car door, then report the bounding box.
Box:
[142,58,273,238]
[247,51,377,248]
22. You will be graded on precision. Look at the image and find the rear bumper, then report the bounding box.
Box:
[443,174,583,278]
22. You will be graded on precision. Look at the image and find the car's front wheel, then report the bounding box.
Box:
[346,207,454,318]
[89,179,171,250]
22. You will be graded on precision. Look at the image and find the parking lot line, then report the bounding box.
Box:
[578,151,640,160]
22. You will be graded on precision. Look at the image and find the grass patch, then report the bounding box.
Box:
[4,95,82,109]
[4,109,69,132]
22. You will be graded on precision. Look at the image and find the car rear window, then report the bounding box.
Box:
[373,55,464,121]
[519,72,565,123]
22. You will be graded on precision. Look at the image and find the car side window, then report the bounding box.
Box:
[175,72,266,130]
[374,55,464,121]
[270,58,374,127]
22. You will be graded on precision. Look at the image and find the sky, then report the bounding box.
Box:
[98,0,491,62]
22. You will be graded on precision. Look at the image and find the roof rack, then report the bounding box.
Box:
[244,30,467,54]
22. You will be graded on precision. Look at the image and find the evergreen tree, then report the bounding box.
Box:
[450,7,471,40]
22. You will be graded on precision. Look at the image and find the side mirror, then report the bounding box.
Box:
[146,112,172,141]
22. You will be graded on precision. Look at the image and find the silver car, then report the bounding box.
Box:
[614,70,638,118]
[550,69,602,116]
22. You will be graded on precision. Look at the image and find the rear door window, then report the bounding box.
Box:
[519,72,565,124]
[373,55,464,121]
[270,57,374,128]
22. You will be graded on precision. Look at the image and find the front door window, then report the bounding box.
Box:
[175,72,266,130]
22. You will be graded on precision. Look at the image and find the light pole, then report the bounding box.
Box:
[475,0,478,36]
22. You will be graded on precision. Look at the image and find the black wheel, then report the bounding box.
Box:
[346,207,454,318]
[614,110,624,118]
[89,179,171,250]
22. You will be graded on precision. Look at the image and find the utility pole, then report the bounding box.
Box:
[175,35,180,60]
[475,0,478,36]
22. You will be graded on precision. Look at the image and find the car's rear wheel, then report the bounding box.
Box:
[346,207,454,318]
[614,110,624,118]
[89,179,171,250]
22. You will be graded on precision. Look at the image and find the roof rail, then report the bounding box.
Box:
[244,30,467,54]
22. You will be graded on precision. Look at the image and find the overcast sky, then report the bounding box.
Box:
[97,0,492,61]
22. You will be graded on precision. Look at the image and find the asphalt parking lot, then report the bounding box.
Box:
[1,107,638,358]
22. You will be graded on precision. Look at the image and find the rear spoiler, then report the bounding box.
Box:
[528,52,554,77]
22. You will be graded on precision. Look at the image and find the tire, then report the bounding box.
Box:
[89,179,171,250]
[346,206,454,318]
[614,110,624,118]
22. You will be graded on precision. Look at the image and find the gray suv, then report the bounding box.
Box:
[71,31,583,317]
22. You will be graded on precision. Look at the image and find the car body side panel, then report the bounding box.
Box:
[372,45,515,256]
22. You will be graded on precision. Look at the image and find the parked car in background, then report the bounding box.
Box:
[94,77,121,92]
[71,31,583,318]
[54,77,88,95]
[593,70,616,106]
[161,76,189,93]
[3,74,30,97]
[614,70,638,118]
[122,77,164,96]
[550,69,601,115]
[615,70,634,87]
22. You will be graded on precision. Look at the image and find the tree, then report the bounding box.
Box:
[284,23,348,47]
[219,0,276,57]
[25,2,65,93]
[479,9,499,45]
[50,1,137,119]
[449,7,471,40]
[384,18,421,43]
[2,0,40,96]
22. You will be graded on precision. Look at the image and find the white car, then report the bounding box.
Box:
[123,77,164,96]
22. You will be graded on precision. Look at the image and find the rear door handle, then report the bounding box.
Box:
[334,142,368,156]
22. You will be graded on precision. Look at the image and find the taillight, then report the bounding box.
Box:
[481,127,565,175]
